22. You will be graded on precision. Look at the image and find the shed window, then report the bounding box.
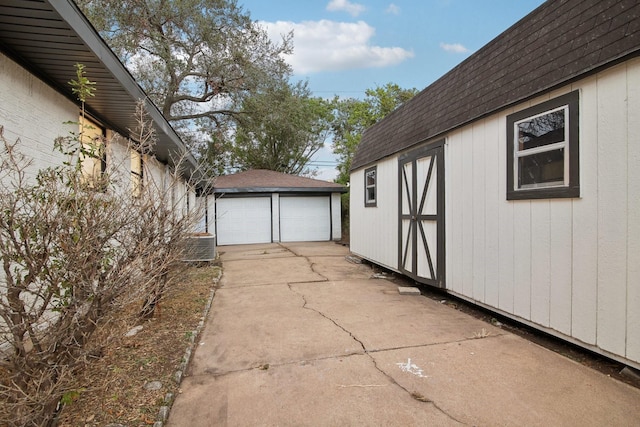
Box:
[364,166,377,207]
[507,91,579,200]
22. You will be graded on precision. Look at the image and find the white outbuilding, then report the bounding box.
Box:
[350,0,640,370]
[214,169,346,245]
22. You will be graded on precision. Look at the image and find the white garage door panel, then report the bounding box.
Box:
[280,197,330,242]
[216,197,272,245]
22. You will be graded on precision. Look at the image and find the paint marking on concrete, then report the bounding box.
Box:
[396,358,427,378]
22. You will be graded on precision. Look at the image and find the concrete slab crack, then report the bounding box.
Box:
[287,283,365,353]
[287,283,467,426]
[367,354,467,425]
[279,243,330,282]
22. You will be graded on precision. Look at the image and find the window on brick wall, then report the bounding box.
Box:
[79,116,106,188]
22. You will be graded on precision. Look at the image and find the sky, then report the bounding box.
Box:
[238,0,547,181]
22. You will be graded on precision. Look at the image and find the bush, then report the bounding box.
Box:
[0,68,206,426]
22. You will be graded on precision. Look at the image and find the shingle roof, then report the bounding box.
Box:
[352,0,640,170]
[0,0,201,183]
[214,169,347,193]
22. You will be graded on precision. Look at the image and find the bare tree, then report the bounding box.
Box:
[76,0,293,167]
[0,71,208,425]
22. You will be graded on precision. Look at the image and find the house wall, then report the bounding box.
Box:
[145,155,167,194]
[351,57,640,368]
[0,52,73,177]
[0,51,196,226]
[103,133,131,196]
[171,179,187,218]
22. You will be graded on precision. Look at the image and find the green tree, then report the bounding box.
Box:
[76,0,293,161]
[332,83,418,184]
[231,80,333,175]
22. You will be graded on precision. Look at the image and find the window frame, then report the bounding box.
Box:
[364,166,377,207]
[79,115,107,188]
[506,90,580,200]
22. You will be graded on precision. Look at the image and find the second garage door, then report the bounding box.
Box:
[280,196,331,242]
[216,197,272,245]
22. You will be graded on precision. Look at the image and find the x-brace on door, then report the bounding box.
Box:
[398,141,445,288]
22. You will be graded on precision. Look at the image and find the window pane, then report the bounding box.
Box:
[366,187,375,202]
[518,148,564,187]
[366,172,375,186]
[364,166,377,206]
[517,109,565,151]
[79,116,105,186]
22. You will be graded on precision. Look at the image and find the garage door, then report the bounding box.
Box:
[216,197,272,245]
[280,196,330,242]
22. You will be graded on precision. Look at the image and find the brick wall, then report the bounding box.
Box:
[0,52,77,178]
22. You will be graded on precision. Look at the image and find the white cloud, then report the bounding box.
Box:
[386,3,400,15]
[439,42,470,53]
[260,20,414,74]
[314,167,338,182]
[326,0,366,17]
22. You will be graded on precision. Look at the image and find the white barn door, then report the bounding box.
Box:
[398,142,445,287]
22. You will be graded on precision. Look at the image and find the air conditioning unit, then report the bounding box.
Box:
[183,234,216,262]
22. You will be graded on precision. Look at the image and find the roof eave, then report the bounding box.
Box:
[0,0,202,184]
[49,0,200,178]
[214,186,347,194]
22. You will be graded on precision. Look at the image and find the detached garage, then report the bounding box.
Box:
[214,169,346,245]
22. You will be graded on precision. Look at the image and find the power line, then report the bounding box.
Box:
[308,162,338,167]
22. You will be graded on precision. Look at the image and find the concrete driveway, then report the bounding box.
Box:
[167,242,640,426]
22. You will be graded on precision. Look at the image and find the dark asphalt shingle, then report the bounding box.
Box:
[352,0,640,170]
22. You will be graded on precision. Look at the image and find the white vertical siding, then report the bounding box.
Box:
[460,127,474,297]
[471,122,486,302]
[445,133,464,295]
[350,159,398,270]
[627,60,640,363]
[571,75,599,345]
[530,201,550,327]
[441,59,640,366]
[512,201,532,319]
[483,118,501,308]
[595,65,629,357]
[548,200,573,335]
[272,193,280,242]
[331,192,342,241]
[497,111,515,314]
[353,58,640,367]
